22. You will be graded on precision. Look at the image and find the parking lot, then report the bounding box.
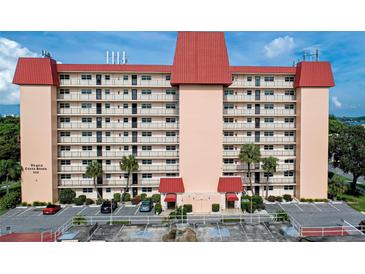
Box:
[0,204,155,234]
[265,201,365,228]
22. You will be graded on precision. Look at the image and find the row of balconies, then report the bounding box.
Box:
[58,136,178,144]
[224,94,295,102]
[58,150,179,158]
[230,80,294,88]
[58,108,179,116]
[58,122,179,129]
[223,123,295,129]
[60,79,171,87]
[223,150,295,157]
[59,165,179,172]
[223,109,295,116]
[58,94,179,101]
[223,163,294,172]
[59,179,160,187]
[223,136,295,144]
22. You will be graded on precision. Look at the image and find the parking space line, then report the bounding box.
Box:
[56,206,69,216]
[8,210,24,218]
[37,211,43,216]
[263,222,274,238]
[328,202,341,212]
[17,207,33,217]
[239,223,249,241]
[76,206,88,215]
[292,203,304,212]
[134,205,141,215]
[114,205,124,215]
[311,203,322,212]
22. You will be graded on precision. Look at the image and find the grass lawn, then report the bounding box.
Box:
[0,208,8,216]
[337,193,365,212]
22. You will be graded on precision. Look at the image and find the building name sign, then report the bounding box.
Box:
[24,164,47,174]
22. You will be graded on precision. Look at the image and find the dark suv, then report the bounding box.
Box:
[100,200,118,214]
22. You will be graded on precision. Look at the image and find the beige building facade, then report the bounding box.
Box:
[13,32,335,212]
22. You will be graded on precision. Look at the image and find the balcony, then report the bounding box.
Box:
[223,109,296,116]
[58,136,179,144]
[260,150,296,156]
[60,79,172,87]
[223,123,295,130]
[223,136,295,144]
[58,122,179,130]
[58,179,160,187]
[57,93,179,101]
[224,94,296,102]
[230,80,294,88]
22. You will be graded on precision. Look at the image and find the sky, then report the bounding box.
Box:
[0,31,364,116]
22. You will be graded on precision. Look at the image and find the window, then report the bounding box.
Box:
[60,131,70,137]
[59,89,70,94]
[60,74,70,80]
[284,185,294,190]
[247,104,252,109]
[105,103,110,109]
[166,89,176,95]
[81,117,92,123]
[105,132,111,137]
[81,103,92,108]
[247,118,252,123]
[285,117,295,123]
[166,118,176,123]
[82,146,92,151]
[105,118,111,123]
[166,131,176,137]
[142,132,152,137]
[285,104,295,110]
[123,118,128,123]
[142,159,152,165]
[263,186,274,190]
[284,159,294,163]
[106,188,111,193]
[165,75,171,81]
[82,131,92,137]
[124,146,129,151]
[255,76,261,86]
[106,160,111,165]
[142,117,152,123]
[247,132,252,136]
[123,132,129,137]
[264,76,274,82]
[81,74,92,80]
[224,89,234,96]
[166,159,177,164]
[142,103,152,109]
[82,160,92,165]
[166,103,176,109]
[247,90,252,96]
[142,146,152,151]
[224,132,234,137]
[224,118,234,123]
[142,187,152,192]
[123,75,129,80]
[224,145,234,150]
[285,76,295,82]
[122,104,128,109]
[60,146,70,151]
[60,160,71,165]
[223,159,234,164]
[264,145,274,150]
[166,173,178,177]
[142,173,152,179]
[285,90,295,96]
[60,174,71,179]
[105,75,110,80]
[123,89,128,95]
[105,89,110,95]
[264,90,274,96]
[264,117,274,123]
[81,89,92,95]
[264,131,274,136]
[264,104,274,109]
[284,145,295,150]
[284,131,295,137]
[224,104,234,109]
[142,89,152,95]
[263,172,273,177]
[141,75,152,80]
[223,173,234,176]
[166,145,176,151]
[247,76,252,82]
[59,103,70,108]
[105,146,111,151]
[82,188,93,193]
[284,170,294,177]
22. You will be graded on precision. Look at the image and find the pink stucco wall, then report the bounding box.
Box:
[296,87,329,199]
[20,85,58,203]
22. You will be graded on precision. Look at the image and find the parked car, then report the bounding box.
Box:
[100,200,118,214]
[358,220,365,232]
[42,204,61,215]
[139,200,153,212]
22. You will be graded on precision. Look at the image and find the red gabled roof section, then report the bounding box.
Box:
[294,61,335,88]
[217,177,243,193]
[159,178,185,193]
[171,32,232,86]
[57,64,172,73]
[13,57,59,86]
[230,66,296,74]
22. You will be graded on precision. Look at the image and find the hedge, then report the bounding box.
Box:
[212,204,220,212]
[154,203,162,215]
[59,189,76,204]
[96,198,104,205]
[0,191,20,209]
[73,197,84,206]
[78,195,86,204]
[85,198,94,205]
[113,193,121,203]
[283,194,293,202]
[267,195,276,202]
[183,204,192,213]
[140,193,147,201]
[152,194,161,203]
[122,192,131,202]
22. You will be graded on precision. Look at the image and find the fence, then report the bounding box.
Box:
[299,220,364,237]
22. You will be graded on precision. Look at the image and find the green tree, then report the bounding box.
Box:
[0,160,22,194]
[119,155,139,194]
[239,144,261,195]
[261,156,279,199]
[0,117,20,161]
[85,160,103,199]
[331,125,365,194]
[329,115,348,160]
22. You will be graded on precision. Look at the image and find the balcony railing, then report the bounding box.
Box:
[60,79,172,87]
[223,123,296,130]
[223,109,296,116]
[58,122,179,130]
[223,136,295,144]
[222,163,294,171]
[58,108,179,116]
[224,95,296,102]
[230,80,294,88]
[58,179,160,187]
[57,93,179,101]
[58,136,179,144]
[260,150,296,156]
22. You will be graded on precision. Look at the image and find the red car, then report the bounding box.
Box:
[42,204,62,215]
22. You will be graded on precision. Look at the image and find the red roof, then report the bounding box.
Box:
[159,178,185,193]
[230,66,296,74]
[0,232,56,242]
[164,193,177,202]
[170,32,232,86]
[226,193,239,201]
[217,177,243,192]
[294,61,335,88]
[57,64,172,73]
[13,57,59,86]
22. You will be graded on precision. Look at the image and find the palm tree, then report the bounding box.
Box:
[261,156,279,199]
[119,155,139,194]
[239,144,261,195]
[85,160,103,199]
[0,160,23,194]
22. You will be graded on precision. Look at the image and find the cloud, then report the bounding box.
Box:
[331,96,342,108]
[264,36,295,58]
[0,37,39,104]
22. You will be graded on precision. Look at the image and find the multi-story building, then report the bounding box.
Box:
[13,32,334,212]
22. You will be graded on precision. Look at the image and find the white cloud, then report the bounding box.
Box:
[264,36,295,58]
[0,37,39,104]
[331,96,342,108]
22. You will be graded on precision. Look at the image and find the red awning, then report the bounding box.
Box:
[226,193,238,202]
[159,178,185,193]
[164,193,177,203]
[217,177,243,192]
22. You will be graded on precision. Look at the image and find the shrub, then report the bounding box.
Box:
[183,204,192,213]
[267,195,276,202]
[131,195,141,205]
[0,191,20,210]
[212,204,220,212]
[122,192,131,202]
[113,193,121,203]
[169,206,187,220]
[145,197,153,202]
[78,195,86,204]
[73,197,84,206]
[21,201,28,206]
[59,189,76,204]
[96,198,104,205]
[85,198,94,205]
[73,215,87,225]
[241,195,265,213]
[152,194,161,203]
[140,193,147,201]
[252,195,263,205]
[154,203,162,215]
[283,194,293,202]
[276,209,289,222]
[32,201,41,206]
[275,196,283,202]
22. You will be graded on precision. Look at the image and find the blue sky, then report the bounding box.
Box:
[0,31,364,116]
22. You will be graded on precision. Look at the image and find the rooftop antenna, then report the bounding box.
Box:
[116,51,120,64]
[122,50,127,64]
[302,48,320,62]
[41,50,52,58]
[111,51,115,64]
[106,51,109,64]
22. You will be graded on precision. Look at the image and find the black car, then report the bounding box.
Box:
[100,200,118,214]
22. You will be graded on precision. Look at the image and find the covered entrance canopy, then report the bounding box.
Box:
[226,193,239,201]
[164,193,177,202]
